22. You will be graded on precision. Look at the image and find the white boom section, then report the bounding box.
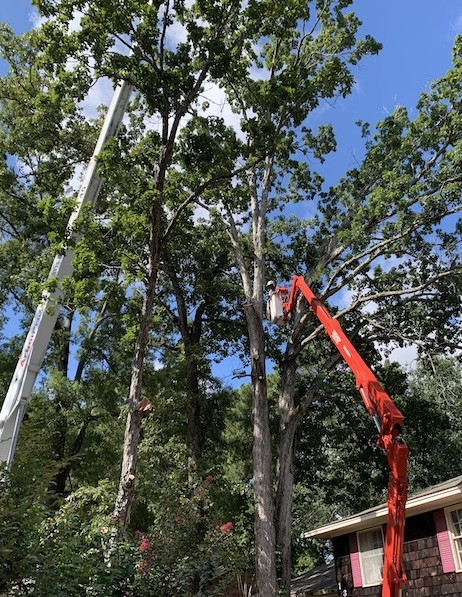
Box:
[0,79,132,469]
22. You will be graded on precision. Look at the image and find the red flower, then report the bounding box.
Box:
[205,475,215,484]
[139,537,150,552]
[219,522,234,535]
[134,530,142,539]
[138,551,153,574]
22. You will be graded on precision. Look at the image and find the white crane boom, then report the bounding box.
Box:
[0,79,132,469]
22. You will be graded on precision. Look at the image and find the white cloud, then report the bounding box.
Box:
[80,77,116,120]
[165,16,188,48]
[452,13,462,33]
[380,343,418,369]
[199,80,245,137]
[352,79,362,95]
[30,7,46,29]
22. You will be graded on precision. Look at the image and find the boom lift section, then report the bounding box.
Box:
[268,275,408,597]
[0,78,132,469]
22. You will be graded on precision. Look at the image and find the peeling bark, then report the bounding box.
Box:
[112,196,162,527]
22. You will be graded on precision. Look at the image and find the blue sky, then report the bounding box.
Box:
[0,0,38,35]
[316,1,462,180]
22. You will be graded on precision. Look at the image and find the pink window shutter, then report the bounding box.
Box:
[433,509,456,573]
[349,533,363,587]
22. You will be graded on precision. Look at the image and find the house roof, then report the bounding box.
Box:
[303,475,462,540]
[290,562,337,596]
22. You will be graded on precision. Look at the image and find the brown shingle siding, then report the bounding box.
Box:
[333,511,462,597]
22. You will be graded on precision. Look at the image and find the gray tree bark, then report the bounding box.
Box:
[113,196,162,527]
[244,303,278,597]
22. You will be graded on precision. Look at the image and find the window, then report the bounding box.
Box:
[446,506,462,571]
[357,527,384,586]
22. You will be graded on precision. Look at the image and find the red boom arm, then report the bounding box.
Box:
[270,276,408,597]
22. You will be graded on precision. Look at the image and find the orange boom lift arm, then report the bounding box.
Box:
[267,276,408,597]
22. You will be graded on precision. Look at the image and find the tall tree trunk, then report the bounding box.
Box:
[47,406,68,504]
[244,304,278,597]
[162,252,206,486]
[112,196,162,527]
[47,312,73,503]
[224,152,277,595]
[111,46,210,527]
[276,319,342,595]
[185,358,206,596]
[186,358,204,485]
[48,418,92,502]
[163,250,208,593]
[275,358,298,595]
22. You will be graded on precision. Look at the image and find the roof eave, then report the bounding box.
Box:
[302,485,462,540]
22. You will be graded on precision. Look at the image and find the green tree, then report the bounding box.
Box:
[165,22,462,596]
[0,12,249,594]
[30,0,288,533]
[403,356,462,491]
[195,3,382,592]
[262,37,462,593]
